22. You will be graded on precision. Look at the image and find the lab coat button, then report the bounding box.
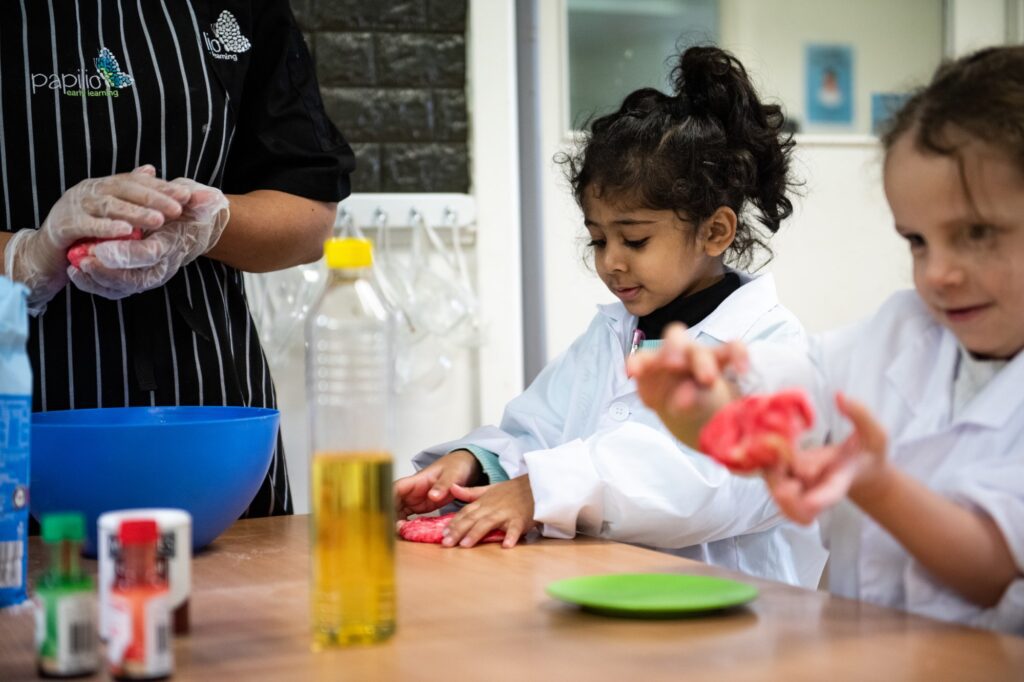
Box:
[609,402,630,421]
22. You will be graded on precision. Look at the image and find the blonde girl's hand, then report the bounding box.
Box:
[764,393,890,525]
[442,476,538,549]
[394,450,482,519]
[626,323,747,447]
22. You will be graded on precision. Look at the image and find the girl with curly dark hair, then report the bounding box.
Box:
[396,46,826,588]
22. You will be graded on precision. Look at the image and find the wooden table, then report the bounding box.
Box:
[1,515,1021,681]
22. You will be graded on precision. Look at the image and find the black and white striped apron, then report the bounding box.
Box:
[1,0,355,518]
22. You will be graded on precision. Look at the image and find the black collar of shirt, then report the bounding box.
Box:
[637,272,743,339]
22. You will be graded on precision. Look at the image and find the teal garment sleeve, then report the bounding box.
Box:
[454,445,510,484]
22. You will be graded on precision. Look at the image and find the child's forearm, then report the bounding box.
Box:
[851,466,1018,608]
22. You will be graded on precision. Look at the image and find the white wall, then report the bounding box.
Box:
[719,0,944,134]
[466,0,525,426]
[771,136,911,333]
[536,150,615,361]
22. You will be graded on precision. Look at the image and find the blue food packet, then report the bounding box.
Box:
[0,276,31,608]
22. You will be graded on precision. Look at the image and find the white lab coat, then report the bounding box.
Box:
[748,290,1024,633]
[413,273,829,589]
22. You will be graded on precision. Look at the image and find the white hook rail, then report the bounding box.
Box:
[336,193,477,232]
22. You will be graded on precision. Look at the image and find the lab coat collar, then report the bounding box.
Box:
[596,272,779,343]
[694,272,776,343]
[885,322,1024,430]
[885,324,957,429]
[957,339,1024,429]
[596,300,629,325]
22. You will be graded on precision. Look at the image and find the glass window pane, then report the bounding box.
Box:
[568,0,719,127]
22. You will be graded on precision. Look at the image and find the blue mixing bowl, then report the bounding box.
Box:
[31,406,280,554]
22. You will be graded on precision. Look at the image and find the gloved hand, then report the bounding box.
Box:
[3,167,190,313]
[69,177,229,300]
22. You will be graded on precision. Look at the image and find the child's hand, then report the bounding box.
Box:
[394,450,482,519]
[440,476,538,549]
[627,323,746,447]
[764,393,890,524]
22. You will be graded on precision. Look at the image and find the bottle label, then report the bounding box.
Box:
[145,595,173,675]
[107,590,173,677]
[105,594,132,669]
[35,591,99,675]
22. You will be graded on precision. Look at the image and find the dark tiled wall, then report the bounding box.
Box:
[292,0,469,193]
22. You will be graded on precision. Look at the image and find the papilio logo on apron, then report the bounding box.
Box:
[202,11,252,62]
[30,47,134,98]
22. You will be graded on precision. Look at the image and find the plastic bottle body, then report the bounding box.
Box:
[35,575,97,679]
[307,264,396,648]
[35,514,98,678]
[107,523,172,681]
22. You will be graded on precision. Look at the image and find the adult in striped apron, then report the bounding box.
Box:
[0,1,355,518]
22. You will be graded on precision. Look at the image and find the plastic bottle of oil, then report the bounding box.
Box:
[306,237,396,648]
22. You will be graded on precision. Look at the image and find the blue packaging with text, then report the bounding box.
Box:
[0,276,31,608]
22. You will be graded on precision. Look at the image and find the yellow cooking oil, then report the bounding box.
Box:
[311,450,396,648]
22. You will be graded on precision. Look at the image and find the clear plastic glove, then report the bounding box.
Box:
[3,167,190,313]
[69,177,229,300]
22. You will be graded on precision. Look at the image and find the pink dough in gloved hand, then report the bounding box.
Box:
[67,228,143,268]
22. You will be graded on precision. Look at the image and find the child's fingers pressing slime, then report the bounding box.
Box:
[444,478,537,549]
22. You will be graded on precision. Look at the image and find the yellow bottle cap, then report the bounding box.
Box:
[324,237,373,269]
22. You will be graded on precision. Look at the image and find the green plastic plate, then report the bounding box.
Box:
[546,573,758,617]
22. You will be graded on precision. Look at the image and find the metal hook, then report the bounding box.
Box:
[373,208,390,252]
[444,207,471,287]
[442,207,458,228]
[408,208,428,260]
[335,207,355,238]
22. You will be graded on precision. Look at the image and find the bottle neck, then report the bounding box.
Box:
[118,542,161,587]
[329,266,371,282]
[47,539,82,582]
